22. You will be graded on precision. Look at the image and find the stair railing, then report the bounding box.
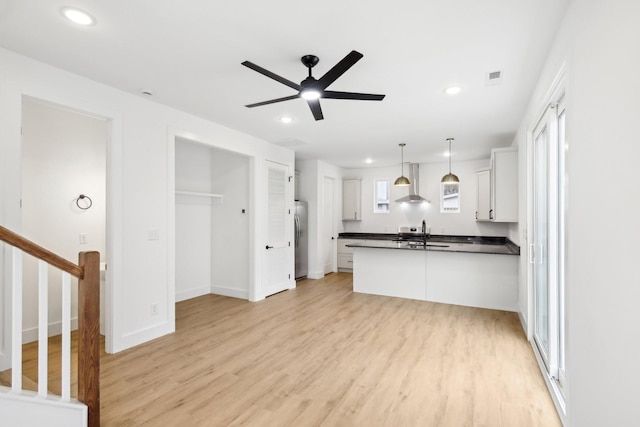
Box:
[0,225,100,427]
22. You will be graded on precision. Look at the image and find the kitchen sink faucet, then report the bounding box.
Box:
[422,219,428,244]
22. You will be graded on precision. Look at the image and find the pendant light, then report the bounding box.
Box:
[441,138,459,183]
[394,143,411,186]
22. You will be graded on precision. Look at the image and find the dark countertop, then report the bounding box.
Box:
[340,232,520,256]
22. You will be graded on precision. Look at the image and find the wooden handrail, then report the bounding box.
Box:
[0,224,100,427]
[0,225,83,278]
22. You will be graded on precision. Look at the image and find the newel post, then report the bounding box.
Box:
[78,251,100,427]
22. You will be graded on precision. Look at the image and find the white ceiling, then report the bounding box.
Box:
[0,0,569,168]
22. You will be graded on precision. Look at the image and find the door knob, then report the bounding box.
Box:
[265,245,274,249]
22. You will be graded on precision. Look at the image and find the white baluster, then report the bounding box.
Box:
[11,248,22,392]
[38,260,48,397]
[61,272,71,401]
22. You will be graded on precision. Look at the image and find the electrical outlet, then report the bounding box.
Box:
[79,233,88,244]
[151,303,158,316]
[148,230,159,241]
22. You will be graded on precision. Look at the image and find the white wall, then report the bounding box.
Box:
[20,98,106,342]
[0,47,293,358]
[512,0,640,425]
[209,149,250,297]
[342,160,510,237]
[175,140,214,301]
[565,1,640,425]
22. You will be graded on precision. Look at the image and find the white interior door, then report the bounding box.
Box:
[263,161,291,297]
[322,176,335,275]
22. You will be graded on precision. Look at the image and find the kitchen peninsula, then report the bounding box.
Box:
[344,234,520,311]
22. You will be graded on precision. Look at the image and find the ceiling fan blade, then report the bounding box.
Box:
[306,99,324,121]
[316,50,364,90]
[241,61,301,91]
[245,94,300,108]
[322,90,385,101]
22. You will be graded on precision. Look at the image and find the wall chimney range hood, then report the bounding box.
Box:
[395,163,430,203]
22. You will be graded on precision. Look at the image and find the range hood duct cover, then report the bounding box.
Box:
[395,163,430,203]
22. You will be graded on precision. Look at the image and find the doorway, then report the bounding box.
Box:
[322,176,335,275]
[20,97,107,340]
[174,137,252,303]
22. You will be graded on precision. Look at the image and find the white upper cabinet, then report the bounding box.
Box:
[476,168,492,221]
[476,148,518,222]
[342,178,362,220]
[491,148,518,222]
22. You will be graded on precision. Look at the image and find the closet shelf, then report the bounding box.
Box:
[175,190,223,199]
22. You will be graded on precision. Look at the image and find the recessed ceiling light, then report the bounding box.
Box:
[444,86,462,95]
[280,116,293,124]
[60,7,95,26]
[444,151,451,157]
[364,158,373,164]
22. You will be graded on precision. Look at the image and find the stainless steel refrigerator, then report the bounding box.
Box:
[294,200,308,279]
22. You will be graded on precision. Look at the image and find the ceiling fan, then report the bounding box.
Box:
[241,50,385,121]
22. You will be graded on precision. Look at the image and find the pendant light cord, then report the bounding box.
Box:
[448,138,452,174]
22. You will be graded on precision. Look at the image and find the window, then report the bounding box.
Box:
[440,182,460,213]
[373,179,390,213]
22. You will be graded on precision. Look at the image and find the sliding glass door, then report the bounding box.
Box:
[532,98,565,390]
[533,116,550,362]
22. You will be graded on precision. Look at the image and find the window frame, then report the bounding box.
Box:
[373,179,390,214]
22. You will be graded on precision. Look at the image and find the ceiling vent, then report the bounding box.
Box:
[486,70,503,86]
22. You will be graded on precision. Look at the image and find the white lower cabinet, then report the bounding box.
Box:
[338,254,354,270]
[337,239,360,271]
[338,239,391,271]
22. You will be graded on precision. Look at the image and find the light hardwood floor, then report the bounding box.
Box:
[9,272,561,426]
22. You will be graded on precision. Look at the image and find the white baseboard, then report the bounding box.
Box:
[518,310,529,338]
[176,285,210,302]
[117,320,175,352]
[307,270,325,280]
[22,318,79,344]
[177,284,249,301]
[211,285,248,300]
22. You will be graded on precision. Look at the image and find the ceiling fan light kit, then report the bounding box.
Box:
[242,50,385,121]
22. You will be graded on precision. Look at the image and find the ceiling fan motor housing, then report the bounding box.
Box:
[301,55,319,69]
